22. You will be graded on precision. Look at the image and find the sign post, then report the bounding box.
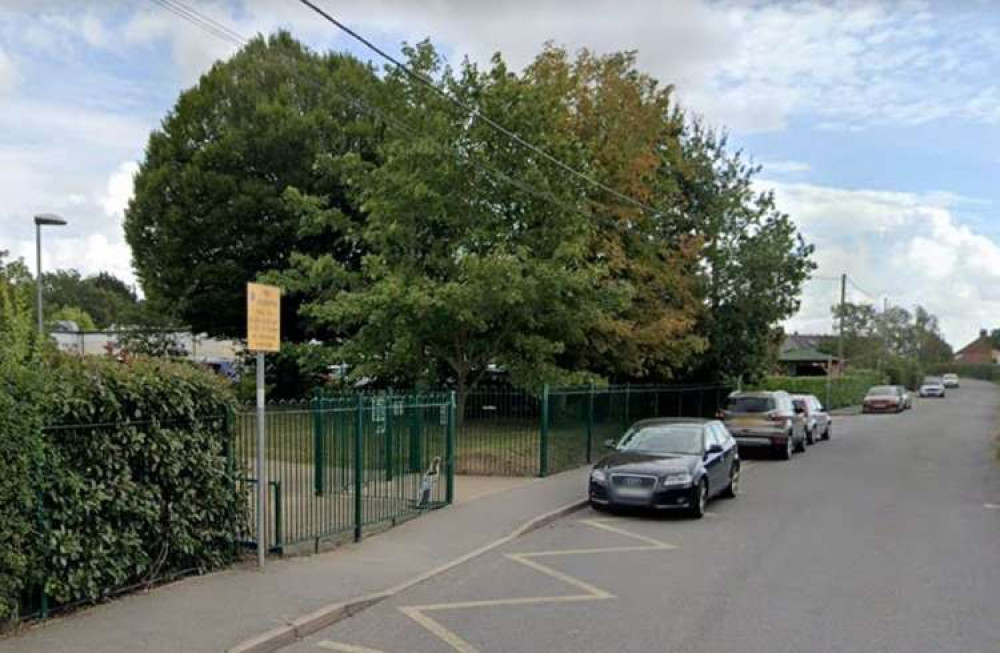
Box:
[247,282,281,568]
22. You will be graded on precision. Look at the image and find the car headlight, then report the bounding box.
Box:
[661,472,693,487]
[590,469,607,484]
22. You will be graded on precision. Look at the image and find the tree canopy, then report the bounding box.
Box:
[127,34,815,397]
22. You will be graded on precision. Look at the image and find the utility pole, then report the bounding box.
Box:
[837,273,846,377]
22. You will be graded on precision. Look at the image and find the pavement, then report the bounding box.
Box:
[278,380,1000,653]
[0,469,587,653]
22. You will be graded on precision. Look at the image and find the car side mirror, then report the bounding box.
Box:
[707,443,724,455]
[603,438,617,450]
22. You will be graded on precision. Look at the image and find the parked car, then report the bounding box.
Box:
[792,394,832,444]
[919,378,946,398]
[895,386,914,410]
[589,418,740,518]
[721,390,806,460]
[862,385,905,413]
[942,373,960,388]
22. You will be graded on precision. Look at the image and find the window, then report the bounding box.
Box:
[726,395,775,413]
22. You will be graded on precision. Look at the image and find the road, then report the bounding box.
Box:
[285,380,1000,653]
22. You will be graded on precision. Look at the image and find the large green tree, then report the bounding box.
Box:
[274,43,611,414]
[666,124,815,382]
[125,32,382,338]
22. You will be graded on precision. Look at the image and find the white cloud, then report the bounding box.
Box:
[0,46,16,95]
[772,181,1000,348]
[761,160,811,175]
[100,161,139,219]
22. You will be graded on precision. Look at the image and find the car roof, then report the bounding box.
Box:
[790,394,818,400]
[629,417,712,428]
[729,391,782,398]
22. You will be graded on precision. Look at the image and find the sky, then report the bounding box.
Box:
[1,0,999,348]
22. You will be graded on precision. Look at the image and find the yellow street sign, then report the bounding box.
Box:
[247,282,281,352]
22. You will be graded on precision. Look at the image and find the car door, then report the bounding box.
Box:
[703,424,727,494]
[811,397,829,433]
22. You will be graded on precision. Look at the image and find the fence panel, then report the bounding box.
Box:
[234,393,453,554]
[455,388,540,476]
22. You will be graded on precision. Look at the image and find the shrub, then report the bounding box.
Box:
[35,355,242,609]
[926,362,1000,383]
[884,357,924,390]
[749,370,884,409]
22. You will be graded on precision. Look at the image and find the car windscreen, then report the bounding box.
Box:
[725,396,774,413]
[618,425,703,455]
[867,386,898,396]
[793,399,807,411]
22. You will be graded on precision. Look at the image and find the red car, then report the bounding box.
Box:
[862,386,905,413]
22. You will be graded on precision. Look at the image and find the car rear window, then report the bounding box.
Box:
[793,399,807,411]
[726,396,775,413]
[868,386,897,396]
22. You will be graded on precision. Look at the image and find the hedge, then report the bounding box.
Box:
[926,362,1000,383]
[2,354,243,624]
[748,370,885,409]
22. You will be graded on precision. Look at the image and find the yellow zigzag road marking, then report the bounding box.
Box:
[394,518,677,653]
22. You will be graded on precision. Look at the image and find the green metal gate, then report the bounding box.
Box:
[233,392,455,554]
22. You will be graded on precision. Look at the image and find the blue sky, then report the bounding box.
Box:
[1,0,999,347]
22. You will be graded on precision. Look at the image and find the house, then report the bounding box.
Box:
[778,333,843,377]
[954,329,1000,364]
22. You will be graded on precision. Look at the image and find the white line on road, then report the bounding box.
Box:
[985,504,1000,510]
[318,641,389,653]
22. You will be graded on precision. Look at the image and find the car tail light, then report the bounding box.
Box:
[768,411,787,424]
[716,410,726,419]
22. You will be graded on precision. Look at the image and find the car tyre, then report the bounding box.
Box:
[806,428,815,446]
[822,423,831,441]
[589,499,607,513]
[688,479,708,519]
[794,433,807,453]
[776,436,792,461]
[721,463,740,499]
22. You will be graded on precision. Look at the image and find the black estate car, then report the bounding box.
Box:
[589,418,740,518]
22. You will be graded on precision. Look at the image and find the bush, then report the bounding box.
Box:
[35,355,242,610]
[926,362,1000,382]
[749,370,884,409]
[884,357,924,390]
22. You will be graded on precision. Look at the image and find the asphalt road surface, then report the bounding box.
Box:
[286,380,1000,653]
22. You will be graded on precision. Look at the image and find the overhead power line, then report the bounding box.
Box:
[293,0,664,217]
[147,0,599,222]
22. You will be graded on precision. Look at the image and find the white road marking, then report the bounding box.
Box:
[397,518,678,653]
[985,503,1000,510]
[317,641,390,653]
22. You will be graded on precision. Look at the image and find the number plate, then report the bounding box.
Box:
[615,487,651,498]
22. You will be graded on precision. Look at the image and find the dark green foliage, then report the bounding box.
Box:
[0,254,46,621]
[42,270,140,329]
[750,371,884,409]
[125,32,382,338]
[36,356,240,608]
[883,357,924,390]
[926,362,1000,382]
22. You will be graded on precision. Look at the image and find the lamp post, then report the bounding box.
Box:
[34,213,67,335]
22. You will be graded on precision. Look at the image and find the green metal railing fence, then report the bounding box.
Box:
[417,383,732,477]
[233,392,455,554]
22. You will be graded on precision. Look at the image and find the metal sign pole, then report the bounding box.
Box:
[256,351,266,568]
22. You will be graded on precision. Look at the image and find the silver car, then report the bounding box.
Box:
[721,390,807,460]
[792,394,832,444]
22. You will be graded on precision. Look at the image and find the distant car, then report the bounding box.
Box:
[919,378,946,398]
[791,394,832,444]
[589,418,740,518]
[721,390,806,460]
[942,373,960,388]
[862,385,905,413]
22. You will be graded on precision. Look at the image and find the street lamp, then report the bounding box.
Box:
[34,213,67,335]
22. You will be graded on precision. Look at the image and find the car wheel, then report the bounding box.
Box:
[794,432,807,453]
[721,463,740,499]
[806,428,815,446]
[688,479,708,518]
[822,423,831,441]
[589,499,607,512]
[776,436,792,460]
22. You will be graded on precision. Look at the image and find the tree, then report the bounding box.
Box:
[664,123,815,382]
[524,47,707,381]
[275,42,609,416]
[48,306,97,331]
[125,32,383,338]
[41,269,138,328]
